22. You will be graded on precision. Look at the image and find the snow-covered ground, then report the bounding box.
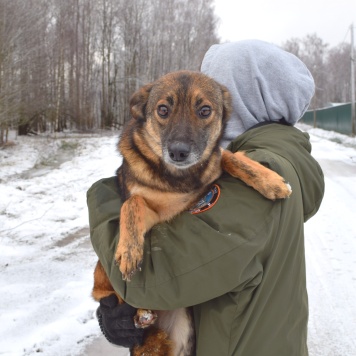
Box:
[300,125,356,356]
[0,125,355,356]
[0,132,123,356]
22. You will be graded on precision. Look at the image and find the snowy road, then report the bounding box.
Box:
[303,129,356,356]
[0,126,355,356]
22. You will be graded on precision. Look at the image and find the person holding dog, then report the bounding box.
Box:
[87,40,324,355]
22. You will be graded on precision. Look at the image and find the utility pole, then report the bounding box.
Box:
[351,23,355,136]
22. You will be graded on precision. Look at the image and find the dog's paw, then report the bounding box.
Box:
[134,309,157,329]
[266,180,292,200]
[115,243,143,281]
[258,173,292,200]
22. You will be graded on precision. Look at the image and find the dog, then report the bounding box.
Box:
[92,70,292,355]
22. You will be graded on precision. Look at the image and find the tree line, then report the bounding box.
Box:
[0,0,355,144]
[0,0,219,143]
[282,33,355,110]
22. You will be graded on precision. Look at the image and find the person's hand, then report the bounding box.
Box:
[96,294,144,348]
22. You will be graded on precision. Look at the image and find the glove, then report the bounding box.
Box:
[96,294,144,348]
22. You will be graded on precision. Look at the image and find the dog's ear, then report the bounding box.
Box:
[220,84,232,123]
[129,83,154,121]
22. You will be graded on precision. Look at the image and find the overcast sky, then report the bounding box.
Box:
[213,0,356,48]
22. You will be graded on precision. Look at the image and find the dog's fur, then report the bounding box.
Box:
[92,71,292,355]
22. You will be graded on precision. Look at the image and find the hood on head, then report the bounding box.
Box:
[201,40,315,146]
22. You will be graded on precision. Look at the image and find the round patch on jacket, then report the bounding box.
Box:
[189,184,221,214]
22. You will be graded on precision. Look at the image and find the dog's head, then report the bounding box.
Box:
[129,71,231,169]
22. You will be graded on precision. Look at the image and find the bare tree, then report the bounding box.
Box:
[0,0,220,139]
[283,34,329,109]
[0,0,50,141]
[326,43,352,103]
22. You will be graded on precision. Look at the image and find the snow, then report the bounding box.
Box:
[299,125,356,356]
[0,132,122,356]
[0,126,355,356]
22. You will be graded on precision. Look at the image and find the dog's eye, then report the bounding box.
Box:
[198,106,211,118]
[157,105,169,118]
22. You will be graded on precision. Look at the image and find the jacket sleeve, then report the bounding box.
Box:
[87,170,282,310]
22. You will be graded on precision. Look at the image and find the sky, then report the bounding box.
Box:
[0,126,355,355]
[213,0,356,48]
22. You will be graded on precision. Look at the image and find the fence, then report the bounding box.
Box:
[300,103,353,135]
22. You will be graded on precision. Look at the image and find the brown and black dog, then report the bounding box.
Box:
[92,70,292,355]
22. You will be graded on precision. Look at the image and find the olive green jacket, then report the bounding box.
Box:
[87,124,324,356]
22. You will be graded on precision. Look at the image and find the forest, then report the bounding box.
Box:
[0,0,355,144]
[0,0,219,143]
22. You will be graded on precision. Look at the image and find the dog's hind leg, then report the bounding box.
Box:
[131,327,174,356]
[221,150,292,200]
[115,195,161,281]
[92,260,125,302]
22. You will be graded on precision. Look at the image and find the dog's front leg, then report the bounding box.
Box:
[221,150,292,200]
[115,195,160,281]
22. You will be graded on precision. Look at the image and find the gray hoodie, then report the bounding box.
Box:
[201,40,315,147]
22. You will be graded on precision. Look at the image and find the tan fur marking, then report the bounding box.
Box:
[92,261,124,303]
[131,327,174,356]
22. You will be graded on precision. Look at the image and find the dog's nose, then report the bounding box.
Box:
[168,142,191,162]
